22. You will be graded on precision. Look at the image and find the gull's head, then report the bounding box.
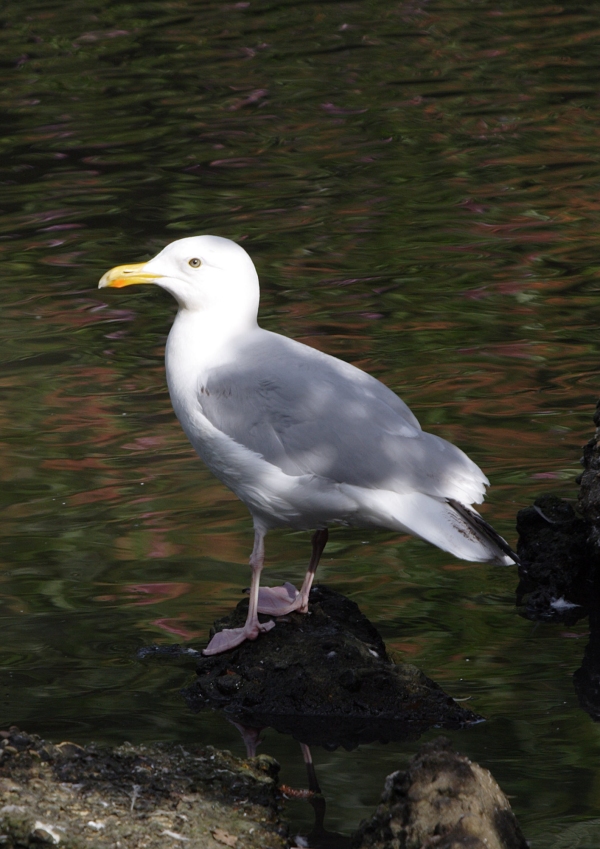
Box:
[99,235,260,317]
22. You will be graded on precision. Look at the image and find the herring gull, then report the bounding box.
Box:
[99,235,517,655]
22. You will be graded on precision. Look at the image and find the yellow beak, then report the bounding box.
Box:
[98,262,163,289]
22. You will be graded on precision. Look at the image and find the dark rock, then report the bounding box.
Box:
[513,400,600,721]
[515,494,592,622]
[514,399,600,624]
[351,737,528,849]
[184,586,481,749]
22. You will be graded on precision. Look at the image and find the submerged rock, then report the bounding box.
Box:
[0,727,286,848]
[351,737,527,849]
[184,586,481,749]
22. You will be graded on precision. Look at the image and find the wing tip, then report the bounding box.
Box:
[446,498,520,567]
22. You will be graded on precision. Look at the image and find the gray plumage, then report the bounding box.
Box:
[99,235,517,655]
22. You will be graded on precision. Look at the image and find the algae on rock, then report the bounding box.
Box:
[0,728,286,848]
[352,737,527,849]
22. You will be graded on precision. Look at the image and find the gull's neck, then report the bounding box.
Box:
[166,305,259,376]
[165,305,260,425]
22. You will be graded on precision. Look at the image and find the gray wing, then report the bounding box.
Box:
[199,331,487,503]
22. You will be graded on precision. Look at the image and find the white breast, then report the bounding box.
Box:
[164,310,360,530]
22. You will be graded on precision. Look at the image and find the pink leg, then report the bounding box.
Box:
[300,742,321,795]
[256,528,329,616]
[229,720,263,758]
[203,528,275,655]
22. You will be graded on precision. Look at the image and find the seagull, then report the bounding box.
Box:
[99,236,517,655]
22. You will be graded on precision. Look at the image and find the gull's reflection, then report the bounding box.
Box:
[229,719,350,849]
[296,743,350,849]
[228,720,263,758]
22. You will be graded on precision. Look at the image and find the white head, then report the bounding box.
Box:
[99,235,260,323]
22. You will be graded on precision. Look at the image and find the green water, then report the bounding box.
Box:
[1,0,600,844]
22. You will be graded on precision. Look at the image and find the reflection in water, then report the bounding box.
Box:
[229,720,264,760]
[574,611,600,724]
[292,745,350,849]
[232,718,350,849]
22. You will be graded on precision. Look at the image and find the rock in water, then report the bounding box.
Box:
[516,493,591,622]
[0,728,286,848]
[352,737,527,849]
[184,586,481,749]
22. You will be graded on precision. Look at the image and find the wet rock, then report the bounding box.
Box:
[351,737,527,849]
[184,586,481,749]
[0,729,528,849]
[0,727,286,848]
[513,400,600,719]
[514,400,600,624]
[515,493,592,623]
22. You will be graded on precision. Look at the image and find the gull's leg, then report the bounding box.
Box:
[228,720,263,758]
[295,527,328,613]
[203,528,275,655]
[256,528,328,616]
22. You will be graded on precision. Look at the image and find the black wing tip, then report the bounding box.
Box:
[446,498,520,567]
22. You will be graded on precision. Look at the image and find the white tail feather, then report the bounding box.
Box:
[343,486,516,565]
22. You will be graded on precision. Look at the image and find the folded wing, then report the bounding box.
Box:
[199,331,488,507]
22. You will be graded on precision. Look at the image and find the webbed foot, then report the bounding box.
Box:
[257,582,309,615]
[202,618,275,656]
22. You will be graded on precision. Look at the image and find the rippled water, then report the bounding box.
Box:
[2,0,600,845]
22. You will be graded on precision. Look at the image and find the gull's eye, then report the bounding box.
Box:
[188,257,201,268]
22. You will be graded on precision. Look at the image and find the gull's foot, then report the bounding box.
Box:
[202,619,275,656]
[257,582,308,616]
